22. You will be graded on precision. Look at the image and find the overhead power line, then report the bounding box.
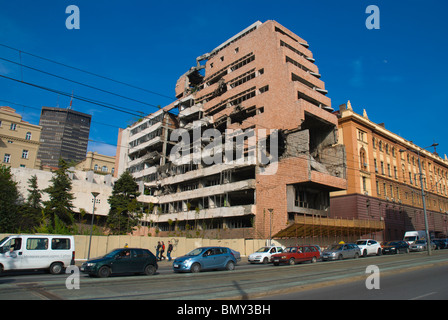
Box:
[0,43,176,101]
[0,56,161,110]
[0,74,145,118]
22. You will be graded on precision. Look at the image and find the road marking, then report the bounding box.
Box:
[409,292,437,300]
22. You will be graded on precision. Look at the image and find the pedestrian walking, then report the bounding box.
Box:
[156,241,161,261]
[160,241,166,260]
[167,241,173,261]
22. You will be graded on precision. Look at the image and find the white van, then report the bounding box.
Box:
[403,231,427,244]
[0,234,75,274]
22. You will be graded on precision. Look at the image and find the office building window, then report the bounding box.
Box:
[22,150,29,159]
[26,132,32,140]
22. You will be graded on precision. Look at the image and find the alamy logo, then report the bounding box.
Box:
[65,265,80,290]
[169,123,279,175]
[66,5,80,30]
[365,5,380,30]
[365,265,380,290]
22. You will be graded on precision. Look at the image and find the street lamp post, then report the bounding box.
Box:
[87,192,100,260]
[400,143,438,256]
[268,208,274,246]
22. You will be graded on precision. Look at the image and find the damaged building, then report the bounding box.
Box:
[115,20,349,239]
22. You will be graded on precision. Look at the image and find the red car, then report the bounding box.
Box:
[270,245,320,265]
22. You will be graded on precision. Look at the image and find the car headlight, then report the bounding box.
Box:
[87,262,96,267]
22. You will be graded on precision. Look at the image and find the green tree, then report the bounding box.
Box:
[42,159,75,230]
[0,165,19,232]
[106,170,141,234]
[18,175,43,232]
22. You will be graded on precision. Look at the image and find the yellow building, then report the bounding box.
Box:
[75,151,116,175]
[331,101,448,240]
[0,106,42,169]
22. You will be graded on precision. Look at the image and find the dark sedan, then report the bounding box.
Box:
[81,248,158,278]
[381,241,409,254]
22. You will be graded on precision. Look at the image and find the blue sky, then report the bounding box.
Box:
[1,0,447,158]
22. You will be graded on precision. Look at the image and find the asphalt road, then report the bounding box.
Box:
[260,262,448,300]
[0,250,447,301]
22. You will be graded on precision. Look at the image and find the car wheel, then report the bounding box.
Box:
[338,254,344,260]
[49,262,63,275]
[405,248,409,254]
[311,256,317,263]
[225,261,235,271]
[190,263,201,273]
[274,262,279,266]
[377,248,382,256]
[262,257,269,264]
[97,266,111,278]
[288,258,295,265]
[354,253,359,259]
[362,250,367,257]
[144,264,156,275]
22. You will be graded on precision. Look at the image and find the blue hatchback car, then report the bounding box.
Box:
[173,246,237,273]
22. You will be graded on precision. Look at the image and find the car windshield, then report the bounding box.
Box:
[356,240,367,245]
[415,240,426,244]
[284,247,298,253]
[404,236,417,242]
[185,248,206,256]
[0,237,10,246]
[103,249,124,258]
[255,247,270,253]
[327,245,343,251]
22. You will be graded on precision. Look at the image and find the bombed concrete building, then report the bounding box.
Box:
[115,20,349,239]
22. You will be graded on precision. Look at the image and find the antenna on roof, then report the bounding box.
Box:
[68,90,74,109]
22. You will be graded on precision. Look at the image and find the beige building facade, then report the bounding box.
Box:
[75,151,116,175]
[331,102,448,240]
[0,106,42,169]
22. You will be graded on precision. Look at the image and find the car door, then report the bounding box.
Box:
[1,237,23,270]
[131,249,147,272]
[346,244,355,258]
[201,248,217,270]
[341,244,350,258]
[111,249,133,274]
[213,248,229,268]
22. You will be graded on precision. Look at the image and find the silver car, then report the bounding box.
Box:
[321,243,361,261]
[409,240,436,252]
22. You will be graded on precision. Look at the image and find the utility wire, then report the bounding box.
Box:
[0,56,161,110]
[0,43,175,101]
[0,74,145,118]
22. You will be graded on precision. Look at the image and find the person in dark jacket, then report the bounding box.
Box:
[167,241,173,261]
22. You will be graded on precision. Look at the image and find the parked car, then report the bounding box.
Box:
[381,241,409,254]
[248,246,284,264]
[270,245,320,266]
[409,240,436,252]
[80,248,158,278]
[173,247,237,273]
[433,239,448,250]
[321,243,361,261]
[230,249,241,262]
[356,239,382,257]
